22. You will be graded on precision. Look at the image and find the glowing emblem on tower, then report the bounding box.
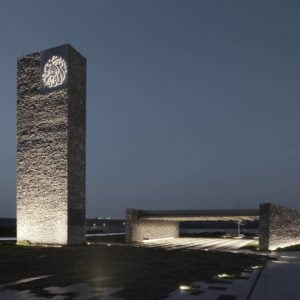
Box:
[42,56,67,88]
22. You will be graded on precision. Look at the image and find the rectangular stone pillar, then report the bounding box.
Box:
[17,44,86,245]
[259,203,300,251]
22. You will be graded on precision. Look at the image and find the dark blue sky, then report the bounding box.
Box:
[1,1,300,218]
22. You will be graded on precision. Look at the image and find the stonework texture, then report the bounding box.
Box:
[17,45,86,245]
[126,220,179,243]
[259,203,300,250]
[126,209,179,242]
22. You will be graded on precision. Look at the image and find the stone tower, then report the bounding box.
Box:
[17,44,86,245]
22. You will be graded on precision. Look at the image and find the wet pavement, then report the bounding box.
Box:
[0,238,265,299]
[250,251,300,300]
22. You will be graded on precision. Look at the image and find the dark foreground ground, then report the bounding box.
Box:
[0,236,266,300]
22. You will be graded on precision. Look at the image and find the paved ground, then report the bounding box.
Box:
[168,268,261,300]
[0,239,264,300]
[250,251,300,300]
[142,237,256,251]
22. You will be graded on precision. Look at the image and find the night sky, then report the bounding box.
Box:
[1,1,300,218]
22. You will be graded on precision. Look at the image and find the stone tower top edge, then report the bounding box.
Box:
[17,44,86,61]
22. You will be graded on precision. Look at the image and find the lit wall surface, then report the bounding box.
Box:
[125,208,258,243]
[259,203,300,251]
[127,205,300,250]
[126,220,179,243]
[16,44,86,245]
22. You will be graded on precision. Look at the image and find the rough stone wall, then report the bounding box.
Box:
[17,45,86,245]
[126,220,179,243]
[67,46,86,244]
[259,203,300,250]
[126,209,179,242]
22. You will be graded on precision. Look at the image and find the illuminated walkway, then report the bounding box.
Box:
[142,237,256,251]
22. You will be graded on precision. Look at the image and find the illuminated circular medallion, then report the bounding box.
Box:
[42,55,67,88]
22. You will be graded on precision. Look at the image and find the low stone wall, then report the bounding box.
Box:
[259,203,300,250]
[126,209,179,242]
[126,220,179,243]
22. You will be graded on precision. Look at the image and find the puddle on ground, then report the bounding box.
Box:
[0,289,48,300]
[0,283,122,300]
[45,283,122,299]
[0,275,53,288]
[167,269,260,299]
[0,276,121,300]
[0,268,262,300]
[0,241,266,299]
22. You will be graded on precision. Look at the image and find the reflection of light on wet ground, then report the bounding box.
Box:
[250,265,263,270]
[1,275,53,287]
[218,273,235,279]
[0,277,122,300]
[45,283,122,299]
[0,235,265,299]
[142,237,256,252]
[0,289,47,300]
[88,276,110,282]
[0,275,54,300]
[168,270,259,299]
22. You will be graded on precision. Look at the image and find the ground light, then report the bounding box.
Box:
[217,273,235,279]
[179,285,192,291]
